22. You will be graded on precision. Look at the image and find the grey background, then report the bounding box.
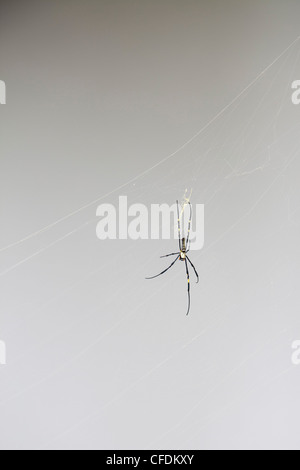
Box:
[1,0,300,450]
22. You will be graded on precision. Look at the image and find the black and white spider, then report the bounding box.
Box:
[146,201,199,315]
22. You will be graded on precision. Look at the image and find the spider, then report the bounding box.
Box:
[146,201,199,315]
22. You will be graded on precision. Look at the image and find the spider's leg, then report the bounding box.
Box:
[160,252,180,258]
[186,202,192,246]
[146,256,179,280]
[184,259,191,316]
[186,256,199,283]
[177,200,182,251]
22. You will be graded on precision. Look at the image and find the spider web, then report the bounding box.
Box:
[1,36,300,450]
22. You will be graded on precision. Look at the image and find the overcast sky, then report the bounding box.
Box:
[1,0,300,450]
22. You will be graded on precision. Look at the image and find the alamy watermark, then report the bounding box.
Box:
[291,80,300,105]
[96,197,204,251]
[0,340,6,366]
[0,80,6,104]
[291,340,300,366]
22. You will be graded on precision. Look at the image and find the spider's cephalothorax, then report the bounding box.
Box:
[180,238,187,260]
[146,201,199,315]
